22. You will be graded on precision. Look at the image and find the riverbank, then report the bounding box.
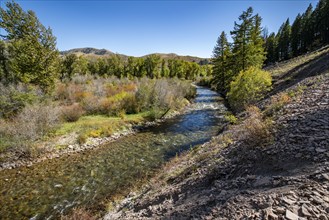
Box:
[0,86,226,220]
[104,47,329,219]
[0,107,186,171]
[0,77,196,171]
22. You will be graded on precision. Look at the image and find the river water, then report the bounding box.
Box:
[0,86,227,219]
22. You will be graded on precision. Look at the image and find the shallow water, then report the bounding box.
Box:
[0,86,227,219]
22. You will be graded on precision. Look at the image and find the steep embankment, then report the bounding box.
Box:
[105,47,329,219]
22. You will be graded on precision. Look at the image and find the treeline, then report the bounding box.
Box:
[60,53,211,81]
[265,0,329,63]
[0,1,210,93]
[212,0,328,111]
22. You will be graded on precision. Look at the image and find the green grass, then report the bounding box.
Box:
[0,137,12,153]
[53,111,154,138]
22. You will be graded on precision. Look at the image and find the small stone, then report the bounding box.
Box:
[301,205,312,217]
[285,209,299,220]
[282,197,296,205]
[274,207,285,214]
[322,173,329,181]
[54,184,63,188]
[295,153,303,158]
[312,196,324,205]
[268,212,278,220]
[219,190,228,197]
[316,148,326,153]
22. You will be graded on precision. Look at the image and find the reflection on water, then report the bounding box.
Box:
[0,86,226,219]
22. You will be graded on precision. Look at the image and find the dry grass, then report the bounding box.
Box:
[230,106,273,148]
[265,46,329,77]
[264,92,292,116]
[61,208,97,220]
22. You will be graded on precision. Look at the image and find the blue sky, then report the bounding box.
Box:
[1,0,317,58]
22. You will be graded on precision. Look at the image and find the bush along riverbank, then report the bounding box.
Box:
[0,76,196,170]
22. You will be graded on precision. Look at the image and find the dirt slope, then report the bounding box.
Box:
[105,49,329,220]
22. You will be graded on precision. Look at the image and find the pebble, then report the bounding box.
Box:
[285,209,299,220]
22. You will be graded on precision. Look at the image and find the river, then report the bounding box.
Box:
[0,86,227,219]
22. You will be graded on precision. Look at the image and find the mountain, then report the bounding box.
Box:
[61,47,115,56]
[60,47,211,65]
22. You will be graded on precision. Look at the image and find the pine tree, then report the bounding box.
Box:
[301,4,314,52]
[212,31,232,92]
[248,14,266,68]
[314,0,329,45]
[291,14,303,56]
[265,32,279,64]
[277,19,291,60]
[0,1,59,91]
[231,7,266,75]
[0,40,9,82]
[231,7,254,73]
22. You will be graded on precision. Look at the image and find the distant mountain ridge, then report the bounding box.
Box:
[60,47,210,65]
[61,47,116,56]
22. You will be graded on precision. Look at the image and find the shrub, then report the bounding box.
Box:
[224,113,238,124]
[77,134,88,144]
[264,92,291,116]
[81,93,101,114]
[61,103,85,122]
[3,104,61,143]
[227,66,272,112]
[238,106,272,147]
[61,207,97,220]
[0,83,42,118]
[16,104,61,141]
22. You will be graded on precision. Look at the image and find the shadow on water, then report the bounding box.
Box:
[0,86,227,219]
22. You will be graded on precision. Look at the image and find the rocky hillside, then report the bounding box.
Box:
[105,47,329,219]
[61,47,210,64]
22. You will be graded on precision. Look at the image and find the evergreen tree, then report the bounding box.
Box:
[291,14,303,56]
[301,4,314,52]
[277,19,291,60]
[212,31,232,92]
[231,7,254,73]
[265,32,279,64]
[231,7,266,75]
[0,40,9,82]
[0,1,59,91]
[314,0,329,45]
[248,14,266,67]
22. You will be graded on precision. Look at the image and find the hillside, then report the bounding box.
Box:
[105,47,329,219]
[61,47,210,64]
